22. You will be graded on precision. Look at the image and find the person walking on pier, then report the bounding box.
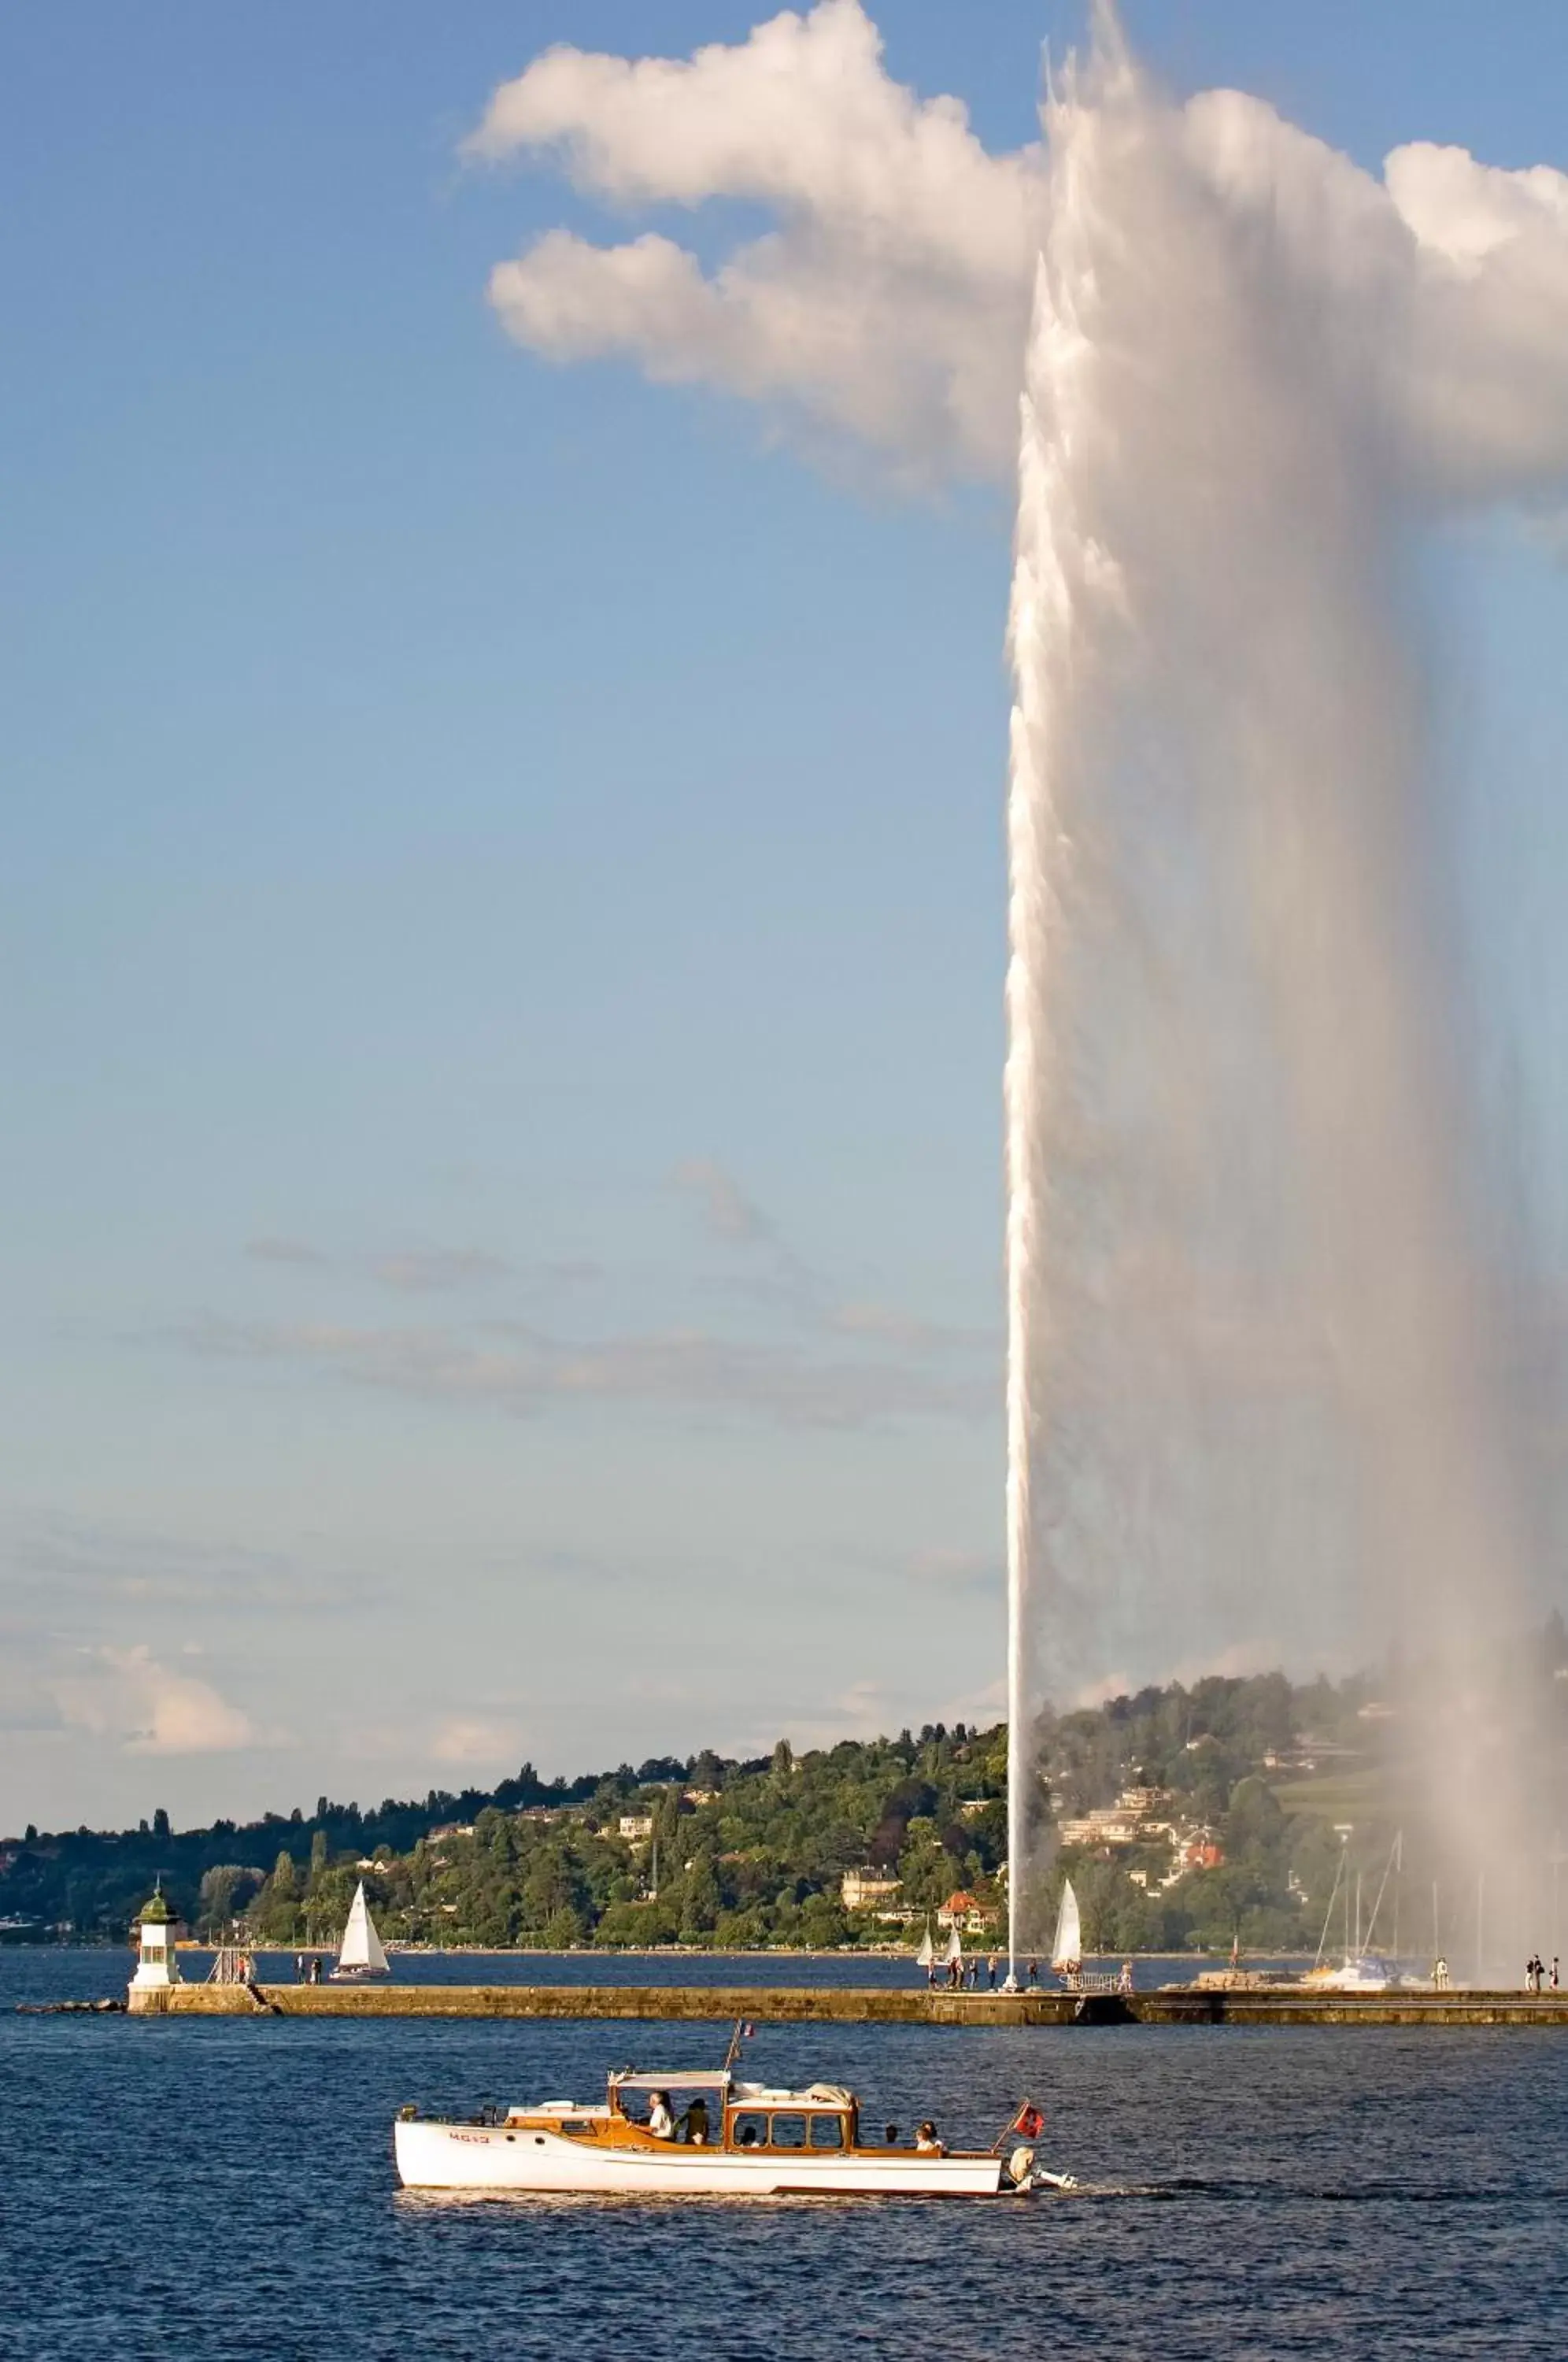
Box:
[1553,1957,1560,1991]
[987,1952,998,1990]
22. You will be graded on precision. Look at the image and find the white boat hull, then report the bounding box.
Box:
[394,2119,1009,2198]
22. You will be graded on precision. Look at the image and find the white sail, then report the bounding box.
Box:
[1051,1876,1082,1971]
[945,1925,963,1964]
[915,1925,935,1968]
[338,1881,390,1974]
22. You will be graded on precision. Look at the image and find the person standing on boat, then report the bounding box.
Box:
[648,2091,675,2140]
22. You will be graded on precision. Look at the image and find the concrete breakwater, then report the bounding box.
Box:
[127,1982,1568,2027]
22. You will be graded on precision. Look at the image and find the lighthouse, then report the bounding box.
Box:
[129,1885,181,2002]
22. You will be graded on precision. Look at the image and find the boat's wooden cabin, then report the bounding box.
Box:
[497,2070,867,2155]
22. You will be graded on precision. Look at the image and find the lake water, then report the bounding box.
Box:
[3,1949,1564,2359]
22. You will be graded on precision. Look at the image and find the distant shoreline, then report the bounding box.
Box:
[141,1941,1320,1963]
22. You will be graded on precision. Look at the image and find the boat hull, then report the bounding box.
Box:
[394,2120,1008,2198]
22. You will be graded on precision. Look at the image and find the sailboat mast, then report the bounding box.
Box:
[1315,1843,1346,1969]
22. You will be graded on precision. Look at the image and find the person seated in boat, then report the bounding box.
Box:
[646,2090,676,2140]
[915,2120,945,2156]
[681,2095,710,2146]
[738,2123,760,2148]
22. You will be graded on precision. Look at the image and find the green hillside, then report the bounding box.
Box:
[4,1634,1563,1953]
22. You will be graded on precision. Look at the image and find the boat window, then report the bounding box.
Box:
[557,2121,597,2138]
[730,2112,767,2150]
[768,2114,808,2149]
[809,2113,845,2151]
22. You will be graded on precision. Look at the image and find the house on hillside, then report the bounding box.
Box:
[1179,1831,1225,1872]
[937,1890,1000,1936]
[1056,1787,1175,1852]
[840,1868,903,1912]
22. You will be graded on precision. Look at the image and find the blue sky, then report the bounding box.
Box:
[4,2,1566,1829]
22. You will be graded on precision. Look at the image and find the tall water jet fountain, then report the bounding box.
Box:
[1002,15,1551,1971]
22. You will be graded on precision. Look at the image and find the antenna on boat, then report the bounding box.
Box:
[721,2017,755,2073]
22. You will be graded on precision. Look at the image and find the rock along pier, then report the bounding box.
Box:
[126,1983,1568,2027]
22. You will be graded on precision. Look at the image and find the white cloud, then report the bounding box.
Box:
[53,1646,256,1756]
[370,1248,511,1294]
[468,1,1568,510]
[904,1544,1000,1594]
[246,1237,512,1293]
[172,1310,989,1429]
[670,1157,777,1248]
[0,1507,366,1621]
[430,1716,521,1768]
[824,1298,993,1356]
[246,1236,327,1268]
[470,0,1040,480]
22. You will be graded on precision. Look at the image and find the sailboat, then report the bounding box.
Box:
[915,1923,935,1971]
[1300,1838,1394,1991]
[1051,1876,1082,1984]
[329,1881,390,1981]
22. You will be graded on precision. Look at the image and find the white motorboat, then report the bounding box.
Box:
[1299,1953,1392,1992]
[394,2054,1070,2198]
[329,1882,390,1981]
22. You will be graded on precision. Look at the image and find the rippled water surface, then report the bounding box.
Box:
[3,1950,1565,2359]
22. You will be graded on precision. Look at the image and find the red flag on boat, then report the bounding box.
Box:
[1013,2102,1044,2140]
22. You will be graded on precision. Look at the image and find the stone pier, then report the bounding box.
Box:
[125,1982,1568,2027]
